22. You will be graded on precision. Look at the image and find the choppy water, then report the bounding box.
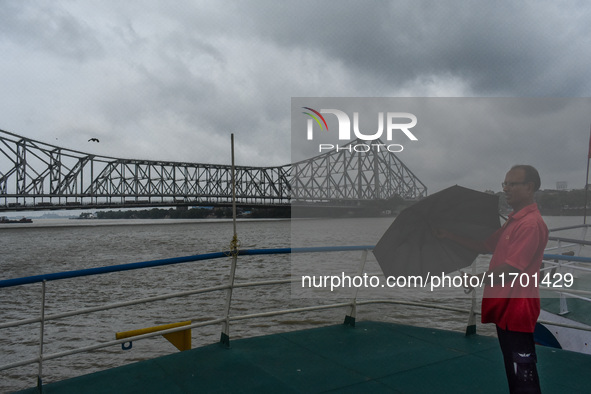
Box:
[0,216,585,392]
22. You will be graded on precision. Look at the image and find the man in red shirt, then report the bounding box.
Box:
[439,165,548,393]
[483,165,548,394]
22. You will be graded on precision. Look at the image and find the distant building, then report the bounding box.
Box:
[556,181,568,190]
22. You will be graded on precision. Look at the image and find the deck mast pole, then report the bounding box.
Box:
[231,133,238,237]
[221,134,239,346]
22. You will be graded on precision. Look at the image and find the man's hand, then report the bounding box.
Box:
[432,227,490,254]
[432,227,451,239]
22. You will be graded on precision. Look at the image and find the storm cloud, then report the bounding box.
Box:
[1,0,590,193]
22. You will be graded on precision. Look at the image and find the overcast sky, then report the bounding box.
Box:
[2,1,591,194]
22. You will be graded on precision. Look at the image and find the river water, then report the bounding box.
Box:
[0,216,586,392]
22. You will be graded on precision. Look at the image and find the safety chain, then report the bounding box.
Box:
[226,234,241,258]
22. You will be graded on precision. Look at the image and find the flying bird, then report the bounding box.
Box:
[88,138,100,143]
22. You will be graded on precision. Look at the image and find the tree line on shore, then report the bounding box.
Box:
[90,188,590,219]
[534,188,590,215]
[95,206,290,219]
[490,188,588,215]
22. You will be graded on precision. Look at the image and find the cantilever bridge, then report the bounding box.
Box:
[0,129,426,212]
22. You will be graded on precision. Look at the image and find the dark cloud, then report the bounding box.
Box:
[0,2,103,60]
[238,1,591,96]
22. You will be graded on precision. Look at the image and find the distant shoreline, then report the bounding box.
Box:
[0,217,290,230]
[1,214,587,232]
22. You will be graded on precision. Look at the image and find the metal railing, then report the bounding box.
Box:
[2,241,591,390]
[0,245,379,387]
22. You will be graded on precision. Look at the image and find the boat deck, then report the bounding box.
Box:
[17,321,591,393]
[542,296,591,326]
[541,274,591,327]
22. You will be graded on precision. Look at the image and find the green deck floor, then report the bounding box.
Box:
[18,321,591,393]
[541,289,591,327]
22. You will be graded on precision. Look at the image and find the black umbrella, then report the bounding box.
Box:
[373,185,501,278]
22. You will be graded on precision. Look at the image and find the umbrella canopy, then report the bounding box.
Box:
[373,185,501,278]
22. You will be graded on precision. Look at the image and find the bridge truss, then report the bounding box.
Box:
[0,130,426,212]
[291,140,426,204]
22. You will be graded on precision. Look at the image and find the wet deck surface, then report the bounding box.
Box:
[541,276,591,327]
[18,321,591,393]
